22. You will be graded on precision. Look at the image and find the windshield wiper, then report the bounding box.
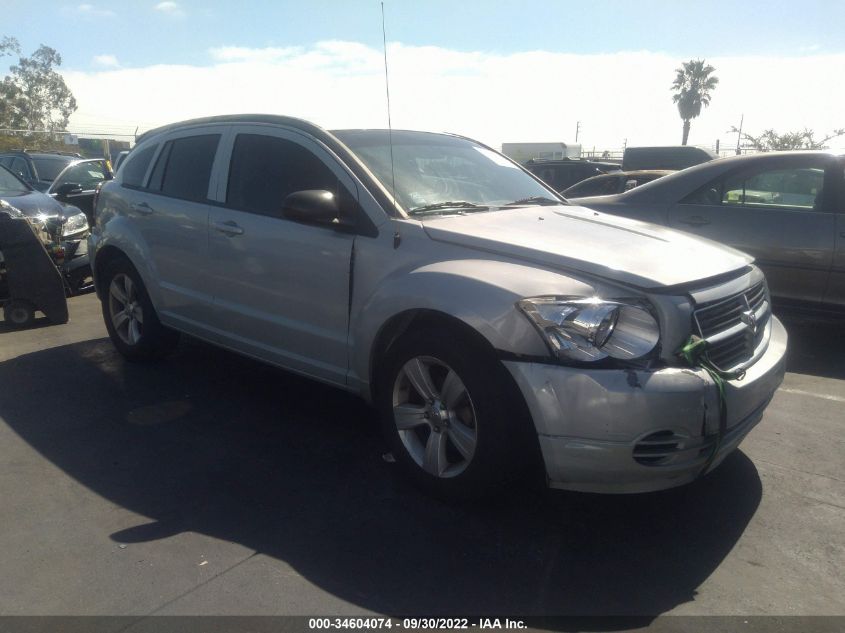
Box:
[504,196,562,206]
[409,201,489,215]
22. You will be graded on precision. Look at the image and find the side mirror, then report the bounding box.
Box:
[281,190,354,230]
[53,182,83,197]
[624,179,638,191]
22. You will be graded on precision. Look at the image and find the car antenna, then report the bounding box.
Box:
[381,2,397,210]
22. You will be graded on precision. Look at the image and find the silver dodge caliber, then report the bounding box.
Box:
[89,115,787,497]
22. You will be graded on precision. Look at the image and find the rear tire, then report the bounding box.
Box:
[376,327,534,498]
[100,257,179,361]
[3,300,35,328]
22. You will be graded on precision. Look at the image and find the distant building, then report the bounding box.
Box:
[500,142,582,163]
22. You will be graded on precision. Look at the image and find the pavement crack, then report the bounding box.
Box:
[755,457,845,483]
[117,550,261,628]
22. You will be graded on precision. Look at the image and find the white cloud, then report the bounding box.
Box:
[209,46,303,63]
[73,3,115,17]
[92,54,119,68]
[153,1,185,17]
[62,42,845,152]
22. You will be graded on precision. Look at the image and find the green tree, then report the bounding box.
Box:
[729,126,845,152]
[0,38,77,133]
[671,59,719,146]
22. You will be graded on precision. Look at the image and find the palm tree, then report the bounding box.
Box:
[671,59,719,145]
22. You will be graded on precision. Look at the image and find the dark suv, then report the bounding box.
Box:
[0,150,83,192]
[524,158,621,193]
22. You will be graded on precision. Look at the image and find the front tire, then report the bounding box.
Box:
[100,257,179,361]
[376,328,532,498]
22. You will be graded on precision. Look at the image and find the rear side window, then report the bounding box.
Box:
[122,144,157,188]
[226,134,340,215]
[156,134,220,202]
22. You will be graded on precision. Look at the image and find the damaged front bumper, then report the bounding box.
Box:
[505,316,787,493]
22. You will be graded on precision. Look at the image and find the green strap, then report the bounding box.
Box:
[677,335,745,476]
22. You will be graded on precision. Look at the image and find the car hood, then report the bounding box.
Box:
[420,205,753,290]
[0,190,72,218]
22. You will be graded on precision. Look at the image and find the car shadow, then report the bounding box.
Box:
[776,311,845,380]
[0,337,763,620]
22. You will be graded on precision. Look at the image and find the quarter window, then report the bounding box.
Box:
[226,134,341,216]
[121,144,158,188]
[157,134,220,202]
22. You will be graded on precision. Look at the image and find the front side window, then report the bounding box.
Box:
[723,168,824,209]
[157,134,220,202]
[684,165,825,209]
[52,162,108,191]
[226,134,340,215]
[335,130,557,214]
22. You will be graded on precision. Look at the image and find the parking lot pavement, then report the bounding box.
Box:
[0,293,842,619]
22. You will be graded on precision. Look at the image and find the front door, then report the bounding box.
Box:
[207,126,359,385]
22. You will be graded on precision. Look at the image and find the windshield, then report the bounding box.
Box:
[32,156,74,181]
[0,166,30,194]
[333,130,561,214]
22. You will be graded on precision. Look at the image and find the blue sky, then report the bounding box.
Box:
[2,1,844,150]
[3,0,842,70]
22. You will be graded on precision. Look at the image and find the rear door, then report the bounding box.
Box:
[823,158,845,307]
[668,155,836,304]
[125,127,224,331]
[206,125,360,385]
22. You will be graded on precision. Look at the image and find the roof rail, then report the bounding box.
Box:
[0,148,83,157]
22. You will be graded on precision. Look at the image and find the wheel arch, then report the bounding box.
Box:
[368,308,500,403]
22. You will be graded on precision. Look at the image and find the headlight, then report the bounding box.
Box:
[518,296,660,362]
[63,212,89,236]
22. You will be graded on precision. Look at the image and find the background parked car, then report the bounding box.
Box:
[0,166,89,240]
[524,158,621,193]
[622,145,717,171]
[0,150,83,192]
[47,158,113,224]
[0,165,93,294]
[563,170,673,198]
[571,151,845,311]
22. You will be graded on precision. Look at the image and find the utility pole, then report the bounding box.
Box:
[735,114,744,155]
[575,121,581,143]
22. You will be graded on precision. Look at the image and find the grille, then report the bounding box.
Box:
[692,281,770,372]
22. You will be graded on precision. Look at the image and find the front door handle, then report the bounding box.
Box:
[131,202,153,215]
[214,220,244,236]
[679,215,711,226]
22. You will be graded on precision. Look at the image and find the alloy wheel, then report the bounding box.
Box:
[108,273,144,345]
[392,356,478,478]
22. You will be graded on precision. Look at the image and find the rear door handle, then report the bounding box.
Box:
[214,220,244,236]
[131,202,153,215]
[679,215,710,226]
